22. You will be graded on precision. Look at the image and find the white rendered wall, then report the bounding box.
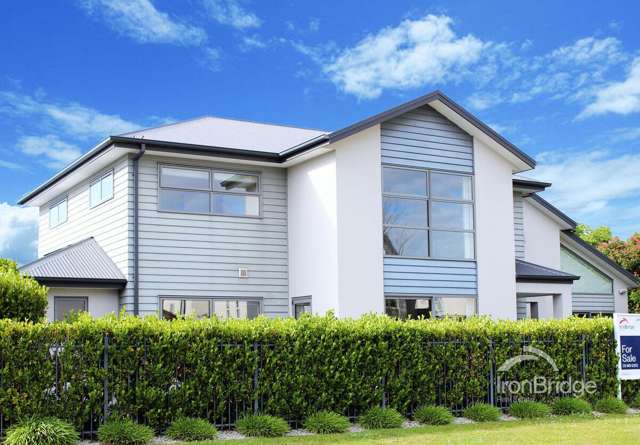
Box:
[46,287,120,322]
[335,125,385,317]
[614,278,629,313]
[474,139,517,319]
[287,151,339,315]
[523,200,562,269]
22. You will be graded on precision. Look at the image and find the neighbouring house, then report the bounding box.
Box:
[17,91,638,322]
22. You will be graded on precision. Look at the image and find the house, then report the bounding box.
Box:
[18,91,638,322]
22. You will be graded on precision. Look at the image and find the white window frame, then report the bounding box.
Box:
[89,170,114,208]
[382,166,476,260]
[160,296,263,320]
[49,197,68,228]
[157,163,262,218]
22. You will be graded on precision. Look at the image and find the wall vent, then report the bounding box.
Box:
[238,267,249,278]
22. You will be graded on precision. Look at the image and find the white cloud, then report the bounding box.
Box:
[0,159,23,170]
[240,35,266,50]
[78,0,207,46]
[18,135,82,169]
[200,47,223,72]
[578,57,640,118]
[0,91,141,139]
[324,14,487,99]
[531,149,640,222]
[204,0,261,29]
[0,203,38,266]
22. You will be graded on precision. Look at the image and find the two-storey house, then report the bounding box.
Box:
[18,91,638,321]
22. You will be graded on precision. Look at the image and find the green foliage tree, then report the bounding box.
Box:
[575,224,613,246]
[0,258,48,321]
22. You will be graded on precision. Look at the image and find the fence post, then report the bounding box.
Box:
[488,339,495,406]
[103,334,109,422]
[253,343,259,414]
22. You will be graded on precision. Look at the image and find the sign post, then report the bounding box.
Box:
[613,314,640,398]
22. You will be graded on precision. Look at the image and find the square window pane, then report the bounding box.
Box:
[159,189,209,213]
[383,197,427,227]
[246,301,261,319]
[430,231,474,259]
[213,300,228,319]
[385,298,431,320]
[431,173,472,200]
[383,228,428,257]
[432,297,476,318]
[59,200,67,223]
[184,300,210,318]
[160,166,210,190]
[212,194,260,216]
[162,299,181,320]
[102,173,113,200]
[213,172,258,193]
[430,202,474,230]
[383,167,427,196]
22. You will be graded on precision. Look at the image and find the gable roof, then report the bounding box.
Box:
[18,90,536,205]
[527,194,578,229]
[122,116,327,154]
[20,238,127,288]
[515,259,580,283]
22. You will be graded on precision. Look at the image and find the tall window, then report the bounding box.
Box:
[383,167,474,259]
[158,165,260,217]
[90,171,114,207]
[49,198,68,228]
[161,297,261,320]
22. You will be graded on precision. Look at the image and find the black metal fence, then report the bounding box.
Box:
[0,335,597,438]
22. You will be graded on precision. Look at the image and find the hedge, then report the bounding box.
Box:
[0,259,48,322]
[0,314,629,433]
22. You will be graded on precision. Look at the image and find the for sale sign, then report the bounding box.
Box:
[614,313,640,380]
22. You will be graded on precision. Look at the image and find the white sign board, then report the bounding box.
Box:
[613,313,640,380]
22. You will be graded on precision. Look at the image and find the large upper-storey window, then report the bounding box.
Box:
[383,167,474,260]
[90,171,114,207]
[158,165,260,217]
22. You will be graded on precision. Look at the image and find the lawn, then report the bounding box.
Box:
[186,415,640,445]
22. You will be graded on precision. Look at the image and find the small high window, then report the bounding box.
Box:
[90,171,114,207]
[49,198,68,228]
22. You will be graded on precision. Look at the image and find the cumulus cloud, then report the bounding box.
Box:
[17,135,82,169]
[0,203,38,266]
[203,0,261,29]
[0,91,141,139]
[531,149,640,222]
[323,14,487,99]
[78,0,207,45]
[578,57,640,118]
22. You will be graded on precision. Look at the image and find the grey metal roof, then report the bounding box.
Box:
[516,259,580,283]
[20,238,127,287]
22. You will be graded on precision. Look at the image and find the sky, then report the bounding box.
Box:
[1,0,640,265]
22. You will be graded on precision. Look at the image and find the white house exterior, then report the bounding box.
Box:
[18,91,638,322]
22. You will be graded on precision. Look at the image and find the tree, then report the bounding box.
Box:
[0,258,48,322]
[575,223,613,246]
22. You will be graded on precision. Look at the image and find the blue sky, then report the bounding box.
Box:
[1,0,640,264]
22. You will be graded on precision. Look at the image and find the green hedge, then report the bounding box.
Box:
[0,259,48,322]
[0,315,624,432]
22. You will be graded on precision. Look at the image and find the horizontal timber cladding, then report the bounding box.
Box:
[381,106,477,298]
[572,294,615,313]
[383,257,477,295]
[381,105,474,173]
[513,193,525,259]
[137,156,289,317]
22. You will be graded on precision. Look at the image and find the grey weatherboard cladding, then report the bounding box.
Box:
[381,105,477,297]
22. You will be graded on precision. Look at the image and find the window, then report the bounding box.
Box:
[90,171,114,207]
[159,165,260,217]
[292,297,312,319]
[49,198,68,228]
[385,296,476,319]
[560,246,613,294]
[382,167,474,259]
[54,297,87,321]
[161,297,261,320]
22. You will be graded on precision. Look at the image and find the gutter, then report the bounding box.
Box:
[132,143,146,316]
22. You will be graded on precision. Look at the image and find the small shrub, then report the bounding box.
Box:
[304,411,350,434]
[509,401,550,419]
[0,262,48,321]
[414,406,453,425]
[4,417,79,445]
[463,403,501,422]
[235,414,289,437]
[552,397,592,415]
[595,396,628,414]
[97,419,154,445]
[165,417,217,441]
[359,407,404,429]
